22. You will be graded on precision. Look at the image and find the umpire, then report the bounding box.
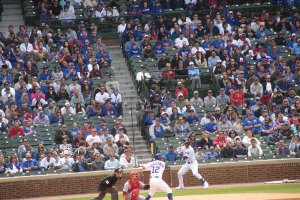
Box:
[93,168,123,200]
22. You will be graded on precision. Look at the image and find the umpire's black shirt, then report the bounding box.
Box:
[98,175,119,191]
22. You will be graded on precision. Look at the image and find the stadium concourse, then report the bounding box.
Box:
[0,0,300,184]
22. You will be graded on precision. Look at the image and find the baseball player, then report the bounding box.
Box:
[141,153,173,200]
[123,171,150,200]
[176,140,209,190]
[92,168,123,200]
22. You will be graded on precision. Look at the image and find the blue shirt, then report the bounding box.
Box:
[164,151,179,162]
[153,125,165,138]
[22,159,39,171]
[186,115,200,124]
[204,122,217,133]
[206,152,220,160]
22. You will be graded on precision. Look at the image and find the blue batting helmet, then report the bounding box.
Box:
[155,153,163,160]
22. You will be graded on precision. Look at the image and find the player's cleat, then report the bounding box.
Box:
[204,181,209,189]
[175,186,184,190]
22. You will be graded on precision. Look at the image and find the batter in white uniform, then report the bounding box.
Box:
[141,153,173,200]
[176,140,209,189]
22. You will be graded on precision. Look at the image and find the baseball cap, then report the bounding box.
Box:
[197,147,203,150]
[155,118,161,122]
[65,102,70,106]
[39,112,45,118]
[154,93,160,97]
[229,10,233,14]
[161,112,167,115]
[248,112,254,115]
[189,61,194,65]
[168,144,174,148]
[210,146,215,150]
[217,59,222,63]
[220,88,225,91]
[184,140,190,144]
[259,102,264,106]
[177,81,182,85]
[193,91,199,94]
[210,116,214,120]
[220,114,227,119]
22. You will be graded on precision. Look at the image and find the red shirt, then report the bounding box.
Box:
[230,90,244,106]
[162,70,176,80]
[213,136,227,148]
[9,127,25,138]
[175,87,188,97]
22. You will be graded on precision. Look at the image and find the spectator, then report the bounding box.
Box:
[233,140,248,158]
[103,138,119,159]
[267,128,284,146]
[213,130,227,149]
[9,121,24,138]
[149,118,168,139]
[173,116,190,140]
[33,111,50,126]
[57,150,75,171]
[54,124,73,144]
[119,149,137,168]
[289,135,300,153]
[217,114,233,133]
[6,155,22,174]
[248,139,263,157]
[243,130,261,148]
[86,128,101,147]
[73,155,88,172]
[205,146,220,160]
[164,144,179,162]
[203,89,216,108]
[88,152,105,171]
[104,154,120,170]
[22,152,39,172]
[243,112,262,135]
[195,147,206,160]
[277,140,290,156]
[204,117,217,134]
[220,140,234,158]
[40,152,57,171]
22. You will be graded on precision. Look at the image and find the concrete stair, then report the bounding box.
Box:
[0,0,26,33]
[107,46,152,164]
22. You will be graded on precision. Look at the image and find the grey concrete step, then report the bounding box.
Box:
[2,9,22,15]
[2,16,24,21]
[3,4,21,9]
[1,0,21,4]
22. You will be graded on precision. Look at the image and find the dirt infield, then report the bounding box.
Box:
[154,194,300,200]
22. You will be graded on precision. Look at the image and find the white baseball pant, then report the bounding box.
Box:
[177,160,203,188]
[149,177,172,196]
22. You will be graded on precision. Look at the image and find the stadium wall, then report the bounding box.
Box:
[0,159,299,199]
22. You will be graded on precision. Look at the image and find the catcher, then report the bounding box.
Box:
[93,168,123,200]
[123,171,150,200]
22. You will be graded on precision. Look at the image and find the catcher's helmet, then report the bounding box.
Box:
[129,171,140,180]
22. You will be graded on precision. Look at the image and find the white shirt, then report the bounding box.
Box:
[191,46,205,56]
[114,134,129,142]
[86,134,101,146]
[95,8,107,18]
[87,63,100,72]
[95,92,110,103]
[110,93,122,104]
[1,87,16,97]
[248,145,263,157]
[20,42,33,53]
[0,60,12,68]
[120,156,136,168]
[118,23,126,34]
[40,157,57,169]
[57,157,74,170]
[166,106,181,116]
[136,71,151,82]
[174,37,189,48]
[61,107,76,115]
[177,17,192,26]
[184,0,197,4]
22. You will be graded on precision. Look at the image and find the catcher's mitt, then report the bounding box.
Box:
[144,184,150,189]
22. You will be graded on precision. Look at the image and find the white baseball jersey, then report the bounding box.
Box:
[181,145,196,163]
[144,160,165,179]
[144,160,172,196]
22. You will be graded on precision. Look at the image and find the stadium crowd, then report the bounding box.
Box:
[120,1,300,162]
[0,0,300,176]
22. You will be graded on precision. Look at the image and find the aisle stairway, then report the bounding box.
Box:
[0,0,25,33]
[107,46,152,164]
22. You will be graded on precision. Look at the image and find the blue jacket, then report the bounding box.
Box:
[22,159,39,171]
[226,17,239,27]
[256,28,271,38]
[206,152,220,160]
[101,105,117,117]
[186,115,200,124]
[204,122,217,133]
[164,151,179,162]
[128,48,142,57]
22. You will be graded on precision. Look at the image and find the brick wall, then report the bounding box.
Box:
[0,159,299,199]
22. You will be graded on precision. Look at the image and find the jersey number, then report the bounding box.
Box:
[152,166,160,173]
[105,180,110,184]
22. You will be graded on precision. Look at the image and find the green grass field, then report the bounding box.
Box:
[64,183,300,200]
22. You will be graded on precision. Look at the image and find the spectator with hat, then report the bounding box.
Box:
[267,128,284,146]
[205,146,220,160]
[149,118,168,140]
[164,144,179,162]
[57,150,74,171]
[217,114,233,133]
